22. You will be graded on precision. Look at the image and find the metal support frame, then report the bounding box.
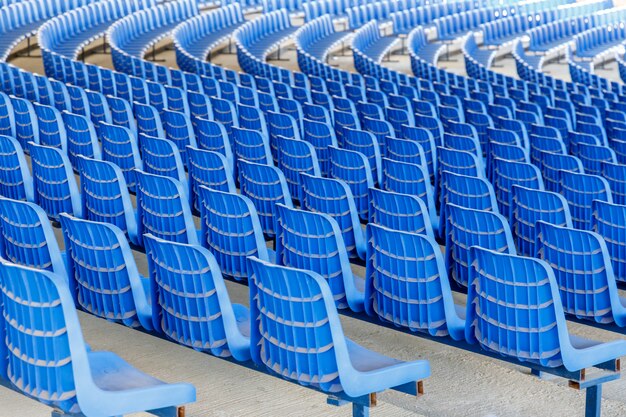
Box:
[326,380,423,417]
[440,40,458,62]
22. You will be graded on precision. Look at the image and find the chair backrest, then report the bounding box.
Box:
[62,111,101,167]
[135,170,198,247]
[536,221,618,324]
[558,170,612,230]
[143,234,245,358]
[139,134,187,185]
[0,198,66,277]
[493,158,544,218]
[187,146,236,213]
[365,223,462,338]
[435,146,483,205]
[467,247,567,368]
[59,214,150,330]
[381,158,436,218]
[445,203,515,288]
[238,159,293,237]
[0,134,33,201]
[300,173,365,260]
[29,142,82,220]
[247,257,346,393]
[232,127,272,168]
[368,188,434,239]
[199,186,268,281]
[276,136,321,200]
[275,204,358,311]
[510,185,573,257]
[602,162,626,205]
[34,102,67,150]
[329,146,375,221]
[99,122,142,192]
[0,262,88,412]
[592,200,626,285]
[77,156,138,244]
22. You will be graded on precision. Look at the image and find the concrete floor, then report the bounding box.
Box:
[3,18,626,417]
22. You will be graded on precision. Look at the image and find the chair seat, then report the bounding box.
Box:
[88,351,195,413]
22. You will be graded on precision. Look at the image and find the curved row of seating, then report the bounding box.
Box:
[481,0,610,48]
[346,0,418,30]
[233,9,297,79]
[574,22,626,59]
[0,0,99,61]
[173,3,245,73]
[352,20,398,69]
[108,0,197,74]
[303,0,384,22]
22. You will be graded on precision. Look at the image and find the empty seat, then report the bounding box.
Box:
[368,188,435,239]
[59,214,151,330]
[99,122,143,192]
[62,112,101,167]
[435,147,484,206]
[276,136,321,200]
[34,103,67,150]
[536,221,626,325]
[275,204,365,312]
[162,109,197,164]
[510,184,573,258]
[238,159,293,237]
[467,247,626,371]
[559,171,612,230]
[0,261,196,416]
[139,135,187,186]
[592,200,626,284]
[0,135,33,201]
[232,127,273,170]
[247,257,430,399]
[11,97,39,149]
[135,170,199,247]
[198,187,271,281]
[540,152,584,193]
[329,146,375,221]
[29,143,82,220]
[342,128,382,185]
[187,147,236,214]
[77,156,139,246]
[365,223,464,339]
[302,118,338,176]
[0,198,66,277]
[135,102,165,139]
[492,158,544,218]
[144,235,250,361]
[603,162,626,206]
[193,117,234,171]
[300,173,367,260]
[445,204,515,288]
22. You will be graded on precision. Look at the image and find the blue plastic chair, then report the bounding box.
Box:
[558,170,612,230]
[198,186,271,281]
[540,152,584,193]
[592,200,626,284]
[276,136,321,200]
[187,146,236,214]
[232,127,273,169]
[467,247,626,371]
[0,198,66,277]
[536,221,626,326]
[303,118,338,176]
[62,111,101,168]
[602,162,626,206]
[29,142,82,221]
[135,170,199,247]
[0,135,33,201]
[247,257,430,402]
[135,102,165,139]
[275,204,365,312]
[435,147,484,206]
[493,158,544,218]
[0,261,196,416]
[139,134,187,186]
[77,156,139,246]
[510,185,573,258]
[193,117,234,172]
[381,158,438,230]
[342,128,382,185]
[365,223,464,339]
[11,96,39,150]
[34,102,67,150]
[300,173,367,260]
[238,159,293,237]
[329,146,375,221]
[143,235,251,361]
[162,109,197,164]
[445,203,515,288]
[368,188,435,239]
[99,122,143,192]
[59,214,151,330]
